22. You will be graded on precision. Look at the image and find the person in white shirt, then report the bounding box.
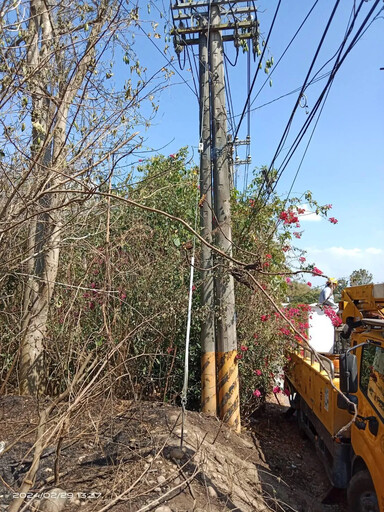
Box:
[318,277,338,309]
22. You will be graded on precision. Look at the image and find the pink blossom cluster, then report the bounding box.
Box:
[324,307,342,327]
[329,217,338,224]
[279,209,300,226]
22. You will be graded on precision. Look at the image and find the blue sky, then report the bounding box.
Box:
[132,0,384,284]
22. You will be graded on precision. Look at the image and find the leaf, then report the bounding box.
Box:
[173,237,181,247]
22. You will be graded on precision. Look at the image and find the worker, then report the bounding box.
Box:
[318,277,338,309]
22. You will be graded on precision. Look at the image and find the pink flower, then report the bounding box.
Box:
[325,204,332,209]
[120,292,127,300]
[329,217,338,224]
[263,262,270,267]
[253,333,258,339]
[324,307,343,327]
[235,353,243,360]
[255,369,262,376]
[265,254,272,259]
[240,345,248,352]
[191,285,196,292]
[253,389,262,398]
[285,277,291,284]
[299,257,306,263]
[169,154,176,159]
[312,267,323,275]
[293,232,301,239]
[307,281,312,287]
[282,245,290,252]
[273,386,281,394]
[260,314,270,322]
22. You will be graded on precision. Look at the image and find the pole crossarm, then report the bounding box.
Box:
[171,0,258,45]
[172,0,254,8]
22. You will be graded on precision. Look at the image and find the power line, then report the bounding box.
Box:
[270,0,381,196]
[233,0,282,141]
[236,0,380,245]
[248,0,320,114]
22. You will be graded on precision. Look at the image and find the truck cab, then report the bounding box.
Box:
[285,283,384,512]
[341,323,384,512]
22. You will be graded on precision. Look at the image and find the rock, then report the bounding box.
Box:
[169,447,184,460]
[157,475,167,484]
[154,506,173,512]
[216,465,225,474]
[207,486,218,498]
[38,488,68,512]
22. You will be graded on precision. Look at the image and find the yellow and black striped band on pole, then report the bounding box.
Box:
[217,350,240,433]
[201,351,217,415]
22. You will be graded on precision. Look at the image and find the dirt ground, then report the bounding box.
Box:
[0,395,348,512]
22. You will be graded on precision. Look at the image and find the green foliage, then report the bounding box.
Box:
[287,281,320,305]
[349,268,373,286]
[0,146,331,420]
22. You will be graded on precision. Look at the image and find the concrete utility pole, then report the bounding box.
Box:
[209,4,239,431]
[199,24,217,416]
[172,0,257,432]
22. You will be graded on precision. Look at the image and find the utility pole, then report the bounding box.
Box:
[172,0,258,432]
[199,22,217,416]
[209,3,239,431]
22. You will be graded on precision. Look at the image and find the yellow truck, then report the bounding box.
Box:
[285,284,384,512]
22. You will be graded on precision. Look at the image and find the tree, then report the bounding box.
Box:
[287,281,320,305]
[0,0,165,394]
[335,277,349,301]
[349,269,373,286]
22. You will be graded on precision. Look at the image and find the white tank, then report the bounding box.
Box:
[308,305,335,353]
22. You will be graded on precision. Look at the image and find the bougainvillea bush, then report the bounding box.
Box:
[0,152,337,420]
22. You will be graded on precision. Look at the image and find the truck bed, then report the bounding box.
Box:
[287,346,351,438]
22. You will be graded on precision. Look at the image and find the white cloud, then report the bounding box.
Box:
[366,247,382,255]
[301,246,384,284]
